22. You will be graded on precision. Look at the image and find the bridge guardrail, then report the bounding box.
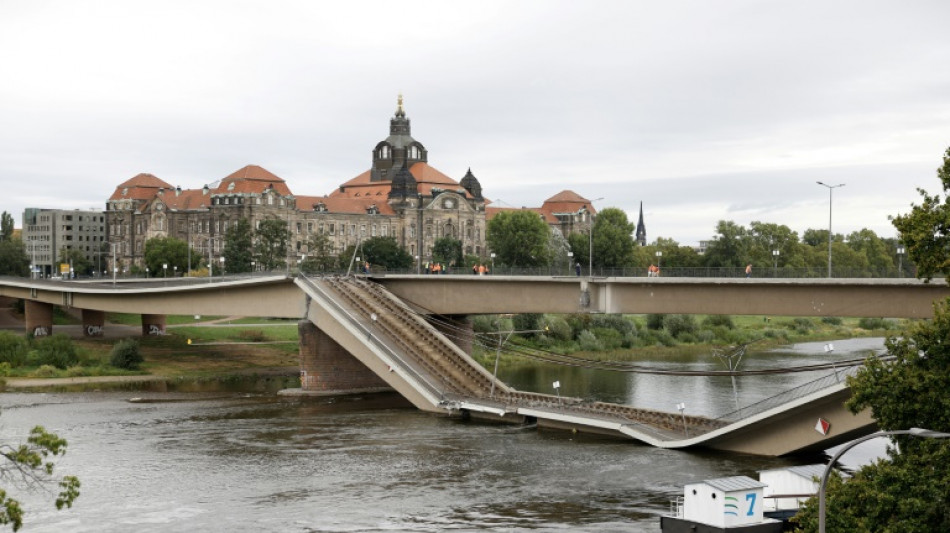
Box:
[714,365,864,424]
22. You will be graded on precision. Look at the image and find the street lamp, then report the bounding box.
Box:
[817,181,845,278]
[772,249,780,277]
[173,265,178,278]
[656,250,662,273]
[897,245,905,278]
[220,256,225,276]
[163,263,168,278]
[145,267,149,279]
[490,252,495,273]
[588,196,604,278]
[818,428,950,533]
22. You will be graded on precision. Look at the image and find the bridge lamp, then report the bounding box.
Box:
[552,380,561,406]
[819,428,950,533]
[897,245,905,278]
[817,181,845,278]
[220,256,225,276]
[163,263,167,278]
[676,402,689,437]
[772,249,780,277]
[655,250,662,272]
[173,265,178,277]
[251,260,255,272]
[145,267,149,279]
[490,252,495,273]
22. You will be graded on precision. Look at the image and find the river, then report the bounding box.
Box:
[0,339,886,532]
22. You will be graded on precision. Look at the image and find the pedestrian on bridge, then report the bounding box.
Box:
[745,263,752,278]
[575,262,581,276]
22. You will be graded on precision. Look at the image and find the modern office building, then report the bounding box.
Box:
[21,208,107,277]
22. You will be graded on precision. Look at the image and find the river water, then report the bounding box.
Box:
[0,339,885,532]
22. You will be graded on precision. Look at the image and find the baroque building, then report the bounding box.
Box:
[105,97,490,273]
[103,96,627,273]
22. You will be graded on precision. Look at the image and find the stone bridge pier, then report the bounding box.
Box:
[298,320,389,395]
[24,300,53,337]
[82,309,105,337]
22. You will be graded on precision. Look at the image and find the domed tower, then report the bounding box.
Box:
[459,168,483,200]
[371,94,428,182]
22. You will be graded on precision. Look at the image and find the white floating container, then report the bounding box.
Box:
[663,475,782,532]
[759,464,824,512]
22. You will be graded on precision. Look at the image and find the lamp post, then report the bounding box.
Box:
[490,252,495,273]
[145,267,149,279]
[897,245,905,278]
[163,263,167,278]
[656,250,662,274]
[816,181,845,278]
[173,265,177,278]
[220,256,225,276]
[588,196,604,278]
[772,249,779,277]
[818,428,950,533]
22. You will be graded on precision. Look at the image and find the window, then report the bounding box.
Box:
[329,223,335,235]
[382,225,388,237]
[360,225,366,237]
[371,224,377,237]
[307,222,313,233]
[296,222,302,234]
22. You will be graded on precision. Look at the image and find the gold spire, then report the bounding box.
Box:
[397,93,404,114]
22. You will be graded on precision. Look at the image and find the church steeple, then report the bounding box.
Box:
[635,201,647,246]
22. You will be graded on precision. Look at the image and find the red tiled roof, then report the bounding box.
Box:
[109,173,175,202]
[544,190,590,204]
[215,165,294,196]
[160,188,212,211]
[331,163,472,199]
[116,173,173,190]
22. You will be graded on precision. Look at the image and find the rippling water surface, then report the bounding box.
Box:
[0,338,886,532]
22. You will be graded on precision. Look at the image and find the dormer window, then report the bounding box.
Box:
[228,182,235,191]
[366,205,379,215]
[313,203,327,213]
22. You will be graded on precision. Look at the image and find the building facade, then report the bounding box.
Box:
[22,208,107,277]
[104,97,622,273]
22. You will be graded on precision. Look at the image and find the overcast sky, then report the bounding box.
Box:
[2,1,948,245]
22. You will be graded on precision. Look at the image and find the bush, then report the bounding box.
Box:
[0,331,29,367]
[591,328,623,350]
[590,314,636,336]
[665,314,698,339]
[821,316,843,326]
[577,330,603,351]
[566,314,592,339]
[30,334,78,369]
[702,315,735,329]
[542,316,573,342]
[31,364,59,378]
[512,313,543,335]
[110,339,144,370]
[646,314,666,330]
[857,317,889,330]
[238,330,268,342]
[792,317,816,334]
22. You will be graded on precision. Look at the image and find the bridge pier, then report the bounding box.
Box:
[432,314,473,355]
[141,314,167,335]
[82,309,105,337]
[298,320,389,395]
[24,300,53,337]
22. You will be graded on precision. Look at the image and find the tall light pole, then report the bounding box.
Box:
[897,245,905,278]
[819,428,950,533]
[772,249,779,277]
[817,181,845,278]
[588,197,604,278]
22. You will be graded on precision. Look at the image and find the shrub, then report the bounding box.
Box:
[0,331,29,367]
[0,362,11,376]
[792,318,815,334]
[646,313,666,330]
[30,334,78,369]
[238,330,268,342]
[512,313,543,335]
[622,332,638,348]
[566,314,592,339]
[31,364,59,378]
[542,316,573,342]
[577,330,603,351]
[857,317,888,330]
[665,314,698,339]
[110,339,144,370]
[821,316,843,326]
[590,314,636,336]
[591,327,623,350]
[473,315,499,333]
[702,315,735,329]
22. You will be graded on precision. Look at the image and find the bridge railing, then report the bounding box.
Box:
[714,365,863,424]
[359,265,912,279]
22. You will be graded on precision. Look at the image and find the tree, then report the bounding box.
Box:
[0,240,28,277]
[591,207,635,268]
[792,300,950,532]
[361,237,413,270]
[0,213,13,241]
[57,247,92,277]
[143,237,190,277]
[255,218,290,271]
[892,146,950,282]
[486,210,550,267]
[702,220,750,268]
[223,218,254,274]
[0,425,80,531]
[300,232,337,274]
[432,237,463,266]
